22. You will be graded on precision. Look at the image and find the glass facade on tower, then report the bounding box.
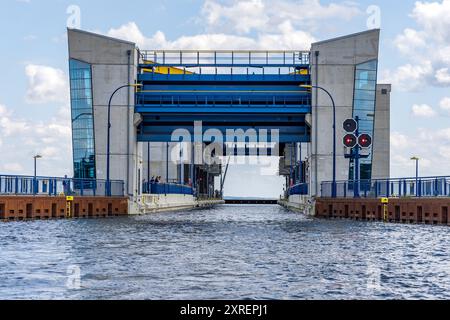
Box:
[349,60,378,181]
[69,59,96,180]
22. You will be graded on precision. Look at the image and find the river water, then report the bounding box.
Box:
[0,204,449,300]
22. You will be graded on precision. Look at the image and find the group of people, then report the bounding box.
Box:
[150,176,163,184]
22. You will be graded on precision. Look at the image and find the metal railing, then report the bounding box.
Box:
[142,182,193,195]
[321,176,450,198]
[139,50,310,67]
[0,175,124,197]
[135,93,312,108]
[289,183,309,196]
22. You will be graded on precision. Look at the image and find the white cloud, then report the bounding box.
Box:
[393,28,427,55]
[25,64,69,104]
[387,0,450,91]
[0,103,72,176]
[440,97,450,113]
[411,104,436,117]
[0,116,30,136]
[438,146,450,158]
[201,0,362,34]
[380,61,433,92]
[391,132,412,150]
[107,21,315,51]
[2,163,24,173]
[435,68,450,85]
[0,103,10,117]
[391,127,450,177]
[202,0,268,34]
[411,0,450,43]
[105,1,364,52]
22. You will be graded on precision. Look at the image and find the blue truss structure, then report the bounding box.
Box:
[135,50,312,144]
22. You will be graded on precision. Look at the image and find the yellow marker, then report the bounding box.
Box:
[66,196,74,201]
[66,201,72,218]
[381,198,389,204]
[383,205,389,222]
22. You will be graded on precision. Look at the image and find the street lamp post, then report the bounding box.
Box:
[301,85,337,198]
[411,156,420,196]
[33,154,42,194]
[106,83,142,196]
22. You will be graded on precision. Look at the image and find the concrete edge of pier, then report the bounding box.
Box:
[278,196,315,216]
[129,194,225,215]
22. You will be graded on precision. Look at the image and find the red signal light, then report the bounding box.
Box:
[358,134,372,148]
[343,134,357,148]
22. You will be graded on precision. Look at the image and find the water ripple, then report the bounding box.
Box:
[0,204,450,300]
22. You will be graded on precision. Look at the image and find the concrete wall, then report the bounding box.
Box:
[372,84,391,179]
[68,29,143,197]
[310,29,383,196]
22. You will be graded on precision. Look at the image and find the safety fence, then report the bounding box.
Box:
[139,50,311,67]
[142,182,193,195]
[289,183,309,196]
[322,176,450,198]
[0,175,124,197]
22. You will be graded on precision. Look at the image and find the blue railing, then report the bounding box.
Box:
[0,175,124,197]
[142,182,193,195]
[289,183,309,196]
[321,176,450,198]
[139,50,310,68]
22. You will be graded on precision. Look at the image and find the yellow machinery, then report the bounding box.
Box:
[142,60,194,75]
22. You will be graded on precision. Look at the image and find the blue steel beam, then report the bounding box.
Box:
[139,63,309,68]
[135,106,311,114]
[137,74,310,83]
[139,114,307,123]
[137,134,310,144]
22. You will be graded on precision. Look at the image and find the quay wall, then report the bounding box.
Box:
[0,196,128,221]
[315,198,450,226]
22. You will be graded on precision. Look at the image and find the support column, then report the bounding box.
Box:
[299,143,303,184]
[166,142,169,195]
[191,143,195,189]
[180,142,184,185]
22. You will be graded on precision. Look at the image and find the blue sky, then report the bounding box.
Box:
[1,0,450,197]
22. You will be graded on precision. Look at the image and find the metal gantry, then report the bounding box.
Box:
[135,50,312,144]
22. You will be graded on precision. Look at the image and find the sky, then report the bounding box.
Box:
[1,0,450,198]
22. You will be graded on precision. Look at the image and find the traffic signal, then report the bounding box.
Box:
[343,134,358,148]
[343,119,358,133]
[358,134,372,148]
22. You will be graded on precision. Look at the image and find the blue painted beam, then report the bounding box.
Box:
[137,133,310,143]
[135,106,311,114]
[137,73,310,83]
[141,125,307,134]
[139,84,308,91]
[140,114,306,123]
